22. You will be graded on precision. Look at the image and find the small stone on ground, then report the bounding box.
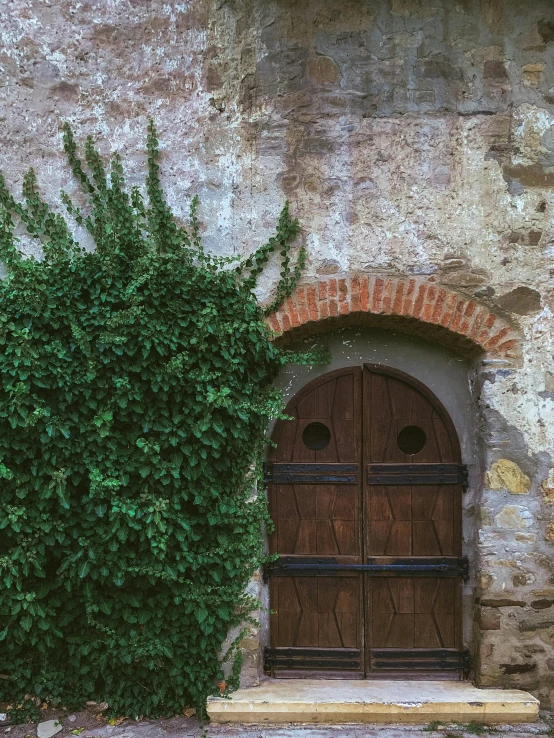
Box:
[36,720,63,738]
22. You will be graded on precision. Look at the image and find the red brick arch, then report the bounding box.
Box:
[266,275,521,359]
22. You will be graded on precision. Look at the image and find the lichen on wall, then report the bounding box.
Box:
[1,0,554,706]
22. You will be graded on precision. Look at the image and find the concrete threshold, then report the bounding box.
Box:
[207,679,540,725]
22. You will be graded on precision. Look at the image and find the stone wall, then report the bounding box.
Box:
[2,0,554,706]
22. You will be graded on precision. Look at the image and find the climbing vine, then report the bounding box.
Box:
[0,121,319,719]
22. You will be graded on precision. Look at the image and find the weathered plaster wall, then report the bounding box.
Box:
[2,0,554,705]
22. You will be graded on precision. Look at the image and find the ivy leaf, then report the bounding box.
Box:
[195,608,208,624]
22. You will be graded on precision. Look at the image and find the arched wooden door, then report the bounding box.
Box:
[265,364,468,679]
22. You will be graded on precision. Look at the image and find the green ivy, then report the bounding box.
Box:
[0,121,320,719]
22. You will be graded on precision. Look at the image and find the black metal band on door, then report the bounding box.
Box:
[264,647,362,671]
[370,649,470,672]
[263,647,470,673]
[264,462,468,489]
[264,462,359,484]
[367,463,468,490]
[265,556,469,582]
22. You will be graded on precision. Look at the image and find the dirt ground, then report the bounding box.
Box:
[0,707,201,738]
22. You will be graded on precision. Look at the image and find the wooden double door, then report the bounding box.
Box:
[265,364,468,679]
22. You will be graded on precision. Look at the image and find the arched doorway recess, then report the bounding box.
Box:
[265,364,468,680]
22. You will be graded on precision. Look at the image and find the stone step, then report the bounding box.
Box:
[207,679,540,725]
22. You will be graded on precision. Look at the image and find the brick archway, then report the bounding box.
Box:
[266,275,521,359]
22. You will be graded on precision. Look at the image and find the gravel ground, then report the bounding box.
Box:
[1,707,553,738]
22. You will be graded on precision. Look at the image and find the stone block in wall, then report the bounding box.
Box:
[495,505,533,529]
[501,662,537,675]
[542,470,554,503]
[530,598,554,609]
[522,63,545,87]
[477,607,501,630]
[495,287,542,316]
[485,459,531,494]
[519,617,554,632]
[239,645,261,689]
